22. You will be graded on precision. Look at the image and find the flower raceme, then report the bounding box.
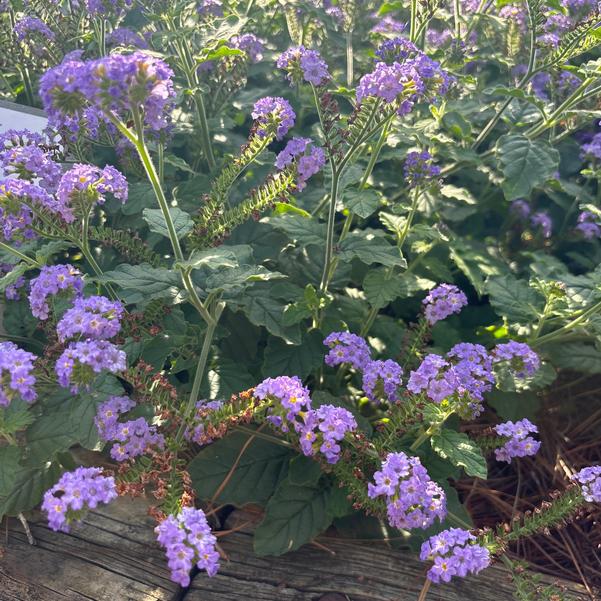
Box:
[56,296,124,342]
[573,466,601,502]
[420,528,491,583]
[251,96,296,140]
[42,467,117,532]
[368,451,447,530]
[422,283,468,325]
[0,341,37,407]
[323,331,372,371]
[155,507,219,587]
[275,137,326,190]
[28,264,84,320]
[40,51,175,139]
[494,419,541,463]
[277,46,331,86]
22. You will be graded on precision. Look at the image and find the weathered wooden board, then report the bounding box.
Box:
[0,497,588,601]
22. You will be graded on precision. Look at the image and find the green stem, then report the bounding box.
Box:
[0,241,40,267]
[319,168,340,292]
[453,0,462,39]
[345,31,354,86]
[410,0,418,42]
[234,425,293,447]
[464,0,489,40]
[175,301,224,444]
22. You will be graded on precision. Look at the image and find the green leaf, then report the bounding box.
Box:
[339,230,406,268]
[143,207,193,240]
[431,429,488,479]
[440,184,477,205]
[206,358,255,398]
[253,478,334,556]
[546,342,601,374]
[178,247,241,271]
[268,215,326,247]
[442,111,472,139]
[188,431,293,505]
[206,265,284,294]
[98,264,181,303]
[121,182,154,215]
[497,134,560,200]
[0,461,62,519]
[288,455,323,486]
[163,154,196,174]
[485,390,541,421]
[241,290,301,344]
[363,268,433,308]
[344,189,381,218]
[262,330,324,379]
[0,446,21,496]
[486,275,544,323]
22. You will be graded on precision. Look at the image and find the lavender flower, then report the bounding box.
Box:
[0,129,46,150]
[254,375,312,430]
[277,46,331,86]
[251,97,296,140]
[183,399,225,445]
[582,132,601,160]
[40,52,175,138]
[371,16,406,34]
[407,354,457,403]
[197,0,223,17]
[0,341,37,406]
[275,137,326,190]
[375,37,419,64]
[539,13,572,47]
[361,359,403,403]
[297,404,356,463]
[368,451,446,529]
[511,199,531,219]
[323,331,372,371]
[572,465,601,502]
[494,419,541,463]
[492,341,540,378]
[356,61,421,109]
[0,144,62,192]
[499,4,527,31]
[427,29,454,48]
[155,507,219,587]
[576,211,601,239]
[29,264,84,320]
[5,274,26,301]
[55,339,126,392]
[95,396,164,461]
[404,150,441,188]
[14,16,55,42]
[231,34,264,63]
[55,163,128,222]
[420,528,491,583]
[42,467,117,532]
[422,284,468,325]
[57,295,124,342]
[530,211,553,238]
[107,27,149,49]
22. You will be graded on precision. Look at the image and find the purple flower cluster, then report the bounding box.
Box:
[155,507,219,587]
[231,34,264,63]
[492,341,540,378]
[371,16,406,34]
[275,137,326,190]
[576,211,601,239]
[14,16,55,42]
[107,27,149,49]
[40,52,175,138]
[277,46,331,86]
[427,29,454,48]
[184,399,224,445]
[404,150,441,188]
[368,451,446,529]
[95,395,165,461]
[86,0,132,16]
[323,331,371,370]
[55,164,128,222]
[375,37,419,64]
[42,467,117,532]
[420,528,491,583]
[356,61,419,108]
[29,264,84,320]
[362,359,403,403]
[197,0,223,17]
[572,465,601,503]
[494,419,541,463]
[530,211,552,238]
[57,295,124,342]
[407,354,455,402]
[2,264,27,300]
[0,341,37,406]
[0,178,57,242]
[55,340,126,392]
[0,144,62,192]
[297,404,356,463]
[254,375,312,431]
[539,13,572,47]
[582,133,601,160]
[251,97,296,140]
[422,284,468,325]
[511,199,531,219]
[499,4,527,31]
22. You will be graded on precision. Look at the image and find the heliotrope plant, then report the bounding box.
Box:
[1,0,601,597]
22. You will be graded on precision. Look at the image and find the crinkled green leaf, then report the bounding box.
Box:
[431,429,488,479]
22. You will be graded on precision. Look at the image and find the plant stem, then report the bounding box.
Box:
[410,0,418,42]
[0,242,40,268]
[345,31,354,86]
[417,579,431,601]
[453,0,462,39]
[320,168,340,292]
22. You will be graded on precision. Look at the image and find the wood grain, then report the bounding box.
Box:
[0,497,588,601]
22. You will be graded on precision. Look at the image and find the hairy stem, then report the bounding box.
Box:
[0,241,40,268]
